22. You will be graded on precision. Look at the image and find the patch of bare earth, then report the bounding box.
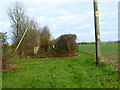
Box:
[0,64,19,72]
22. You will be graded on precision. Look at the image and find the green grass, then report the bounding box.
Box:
[2,51,119,88]
[79,43,118,62]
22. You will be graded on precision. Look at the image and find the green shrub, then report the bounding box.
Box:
[2,45,13,69]
[54,34,77,57]
[0,32,13,69]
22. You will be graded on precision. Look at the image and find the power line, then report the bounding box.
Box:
[31,0,43,19]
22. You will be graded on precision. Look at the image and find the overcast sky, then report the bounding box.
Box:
[0,0,118,43]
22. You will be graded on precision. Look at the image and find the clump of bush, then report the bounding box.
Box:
[50,34,77,57]
[0,32,14,70]
[39,26,51,53]
[2,45,13,69]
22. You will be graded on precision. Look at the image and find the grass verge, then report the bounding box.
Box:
[2,51,119,88]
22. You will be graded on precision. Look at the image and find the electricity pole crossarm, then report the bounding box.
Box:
[15,27,28,52]
[93,0,101,65]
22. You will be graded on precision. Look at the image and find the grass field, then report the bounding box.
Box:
[79,43,119,63]
[2,51,119,88]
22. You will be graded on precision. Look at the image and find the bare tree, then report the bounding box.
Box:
[8,2,26,47]
[8,2,41,58]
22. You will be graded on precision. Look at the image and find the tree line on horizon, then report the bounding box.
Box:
[78,41,119,44]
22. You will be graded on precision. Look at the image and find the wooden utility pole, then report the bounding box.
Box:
[93,0,101,65]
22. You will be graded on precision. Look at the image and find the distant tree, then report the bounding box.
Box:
[39,26,51,53]
[0,32,8,47]
[8,2,26,47]
[18,18,40,57]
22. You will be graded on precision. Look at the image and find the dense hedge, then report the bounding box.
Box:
[52,34,77,57]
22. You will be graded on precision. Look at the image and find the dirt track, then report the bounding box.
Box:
[80,50,120,71]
